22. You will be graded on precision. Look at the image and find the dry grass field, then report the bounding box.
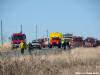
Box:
[0,47,100,75]
[0,43,11,52]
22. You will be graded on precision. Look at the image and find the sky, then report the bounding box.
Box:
[0,0,100,42]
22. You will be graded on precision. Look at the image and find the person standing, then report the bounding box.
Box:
[61,39,64,48]
[28,42,32,55]
[20,41,25,54]
[63,40,67,50]
[66,41,70,50]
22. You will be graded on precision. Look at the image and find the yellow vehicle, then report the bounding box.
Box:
[49,32,62,48]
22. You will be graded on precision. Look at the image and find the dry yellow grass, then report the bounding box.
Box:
[0,47,100,75]
[0,43,11,52]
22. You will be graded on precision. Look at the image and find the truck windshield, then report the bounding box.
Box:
[52,37,60,40]
[72,37,83,42]
[85,39,95,43]
[12,35,26,40]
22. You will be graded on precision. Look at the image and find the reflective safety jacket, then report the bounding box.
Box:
[20,42,25,49]
[61,40,64,44]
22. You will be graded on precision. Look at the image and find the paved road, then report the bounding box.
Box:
[0,48,68,58]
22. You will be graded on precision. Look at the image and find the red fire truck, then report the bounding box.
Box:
[11,33,26,49]
[84,37,97,47]
[69,36,84,48]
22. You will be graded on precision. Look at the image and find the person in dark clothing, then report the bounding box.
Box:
[28,42,32,55]
[63,40,67,50]
[66,41,70,50]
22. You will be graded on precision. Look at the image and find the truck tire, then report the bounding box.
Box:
[58,43,61,48]
[39,47,42,50]
[49,44,52,48]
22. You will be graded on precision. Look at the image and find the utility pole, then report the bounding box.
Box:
[46,29,49,44]
[20,24,22,33]
[1,20,3,46]
[46,29,48,38]
[36,24,37,40]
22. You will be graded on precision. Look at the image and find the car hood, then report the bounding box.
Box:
[32,43,41,45]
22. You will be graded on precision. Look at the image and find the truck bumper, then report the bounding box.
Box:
[12,44,20,48]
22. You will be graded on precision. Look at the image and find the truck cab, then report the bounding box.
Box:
[49,32,62,48]
[11,33,26,49]
[70,36,83,48]
[84,37,97,47]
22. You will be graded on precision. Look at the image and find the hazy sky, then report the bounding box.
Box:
[0,0,100,42]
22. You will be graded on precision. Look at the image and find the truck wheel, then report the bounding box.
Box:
[58,43,61,48]
[11,45,15,50]
[39,47,41,50]
[58,45,60,48]
[49,44,52,48]
[43,45,45,48]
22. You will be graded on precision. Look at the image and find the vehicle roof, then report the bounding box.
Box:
[86,37,95,39]
[12,33,26,36]
[85,37,96,41]
[72,36,83,39]
[32,40,39,42]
